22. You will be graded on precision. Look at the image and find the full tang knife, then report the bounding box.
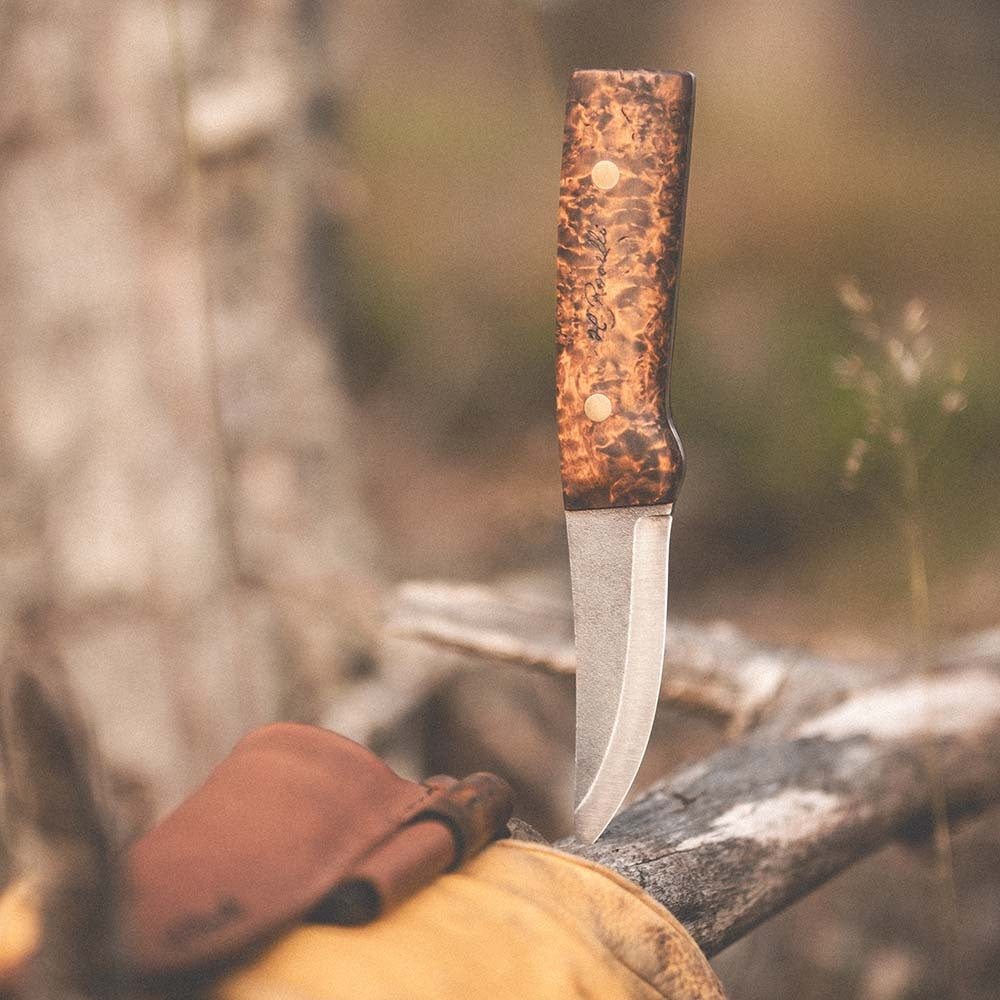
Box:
[556,69,694,843]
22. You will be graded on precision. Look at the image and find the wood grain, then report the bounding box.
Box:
[556,69,694,511]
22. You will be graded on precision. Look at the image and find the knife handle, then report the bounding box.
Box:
[556,69,694,511]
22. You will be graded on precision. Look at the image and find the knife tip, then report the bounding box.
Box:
[573,810,611,845]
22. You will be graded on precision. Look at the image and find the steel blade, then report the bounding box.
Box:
[567,505,672,843]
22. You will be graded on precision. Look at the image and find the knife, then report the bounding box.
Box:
[556,69,694,843]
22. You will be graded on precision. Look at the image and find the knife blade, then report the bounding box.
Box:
[556,69,694,843]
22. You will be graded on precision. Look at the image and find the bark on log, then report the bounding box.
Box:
[378,579,1000,954]
[382,579,1000,733]
[562,665,1000,955]
[371,579,873,743]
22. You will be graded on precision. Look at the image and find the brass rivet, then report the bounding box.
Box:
[591,160,620,191]
[584,393,613,422]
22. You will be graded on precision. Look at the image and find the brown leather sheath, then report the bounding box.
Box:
[121,723,513,979]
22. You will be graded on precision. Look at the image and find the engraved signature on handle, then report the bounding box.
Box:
[583,225,614,342]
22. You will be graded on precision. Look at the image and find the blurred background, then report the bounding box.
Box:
[1,1,998,997]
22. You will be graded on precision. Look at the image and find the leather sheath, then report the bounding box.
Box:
[121,723,514,979]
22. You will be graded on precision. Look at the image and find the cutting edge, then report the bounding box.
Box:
[568,505,672,843]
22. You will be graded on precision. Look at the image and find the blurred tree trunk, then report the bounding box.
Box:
[0,0,376,821]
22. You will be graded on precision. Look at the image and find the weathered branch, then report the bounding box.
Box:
[378,579,1000,955]
[382,579,1000,730]
[561,664,1000,955]
[378,580,873,738]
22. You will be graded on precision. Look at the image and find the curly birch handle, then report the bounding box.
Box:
[556,69,694,511]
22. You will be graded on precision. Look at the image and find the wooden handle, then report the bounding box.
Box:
[556,69,694,511]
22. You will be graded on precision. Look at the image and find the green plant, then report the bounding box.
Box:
[833,278,967,994]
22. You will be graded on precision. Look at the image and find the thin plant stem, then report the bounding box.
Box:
[835,280,968,994]
[897,432,961,990]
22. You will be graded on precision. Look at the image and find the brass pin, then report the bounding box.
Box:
[584,393,612,422]
[590,160,620,191]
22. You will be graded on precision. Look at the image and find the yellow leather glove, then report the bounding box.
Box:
[0,841,725,999]
[0,880,39,990]
[217,840,725,1000]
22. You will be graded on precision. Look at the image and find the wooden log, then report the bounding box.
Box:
[381,579,873,736]
[383,579,1000,734]
[380,579,1000,953]
[561,664,1000,956]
